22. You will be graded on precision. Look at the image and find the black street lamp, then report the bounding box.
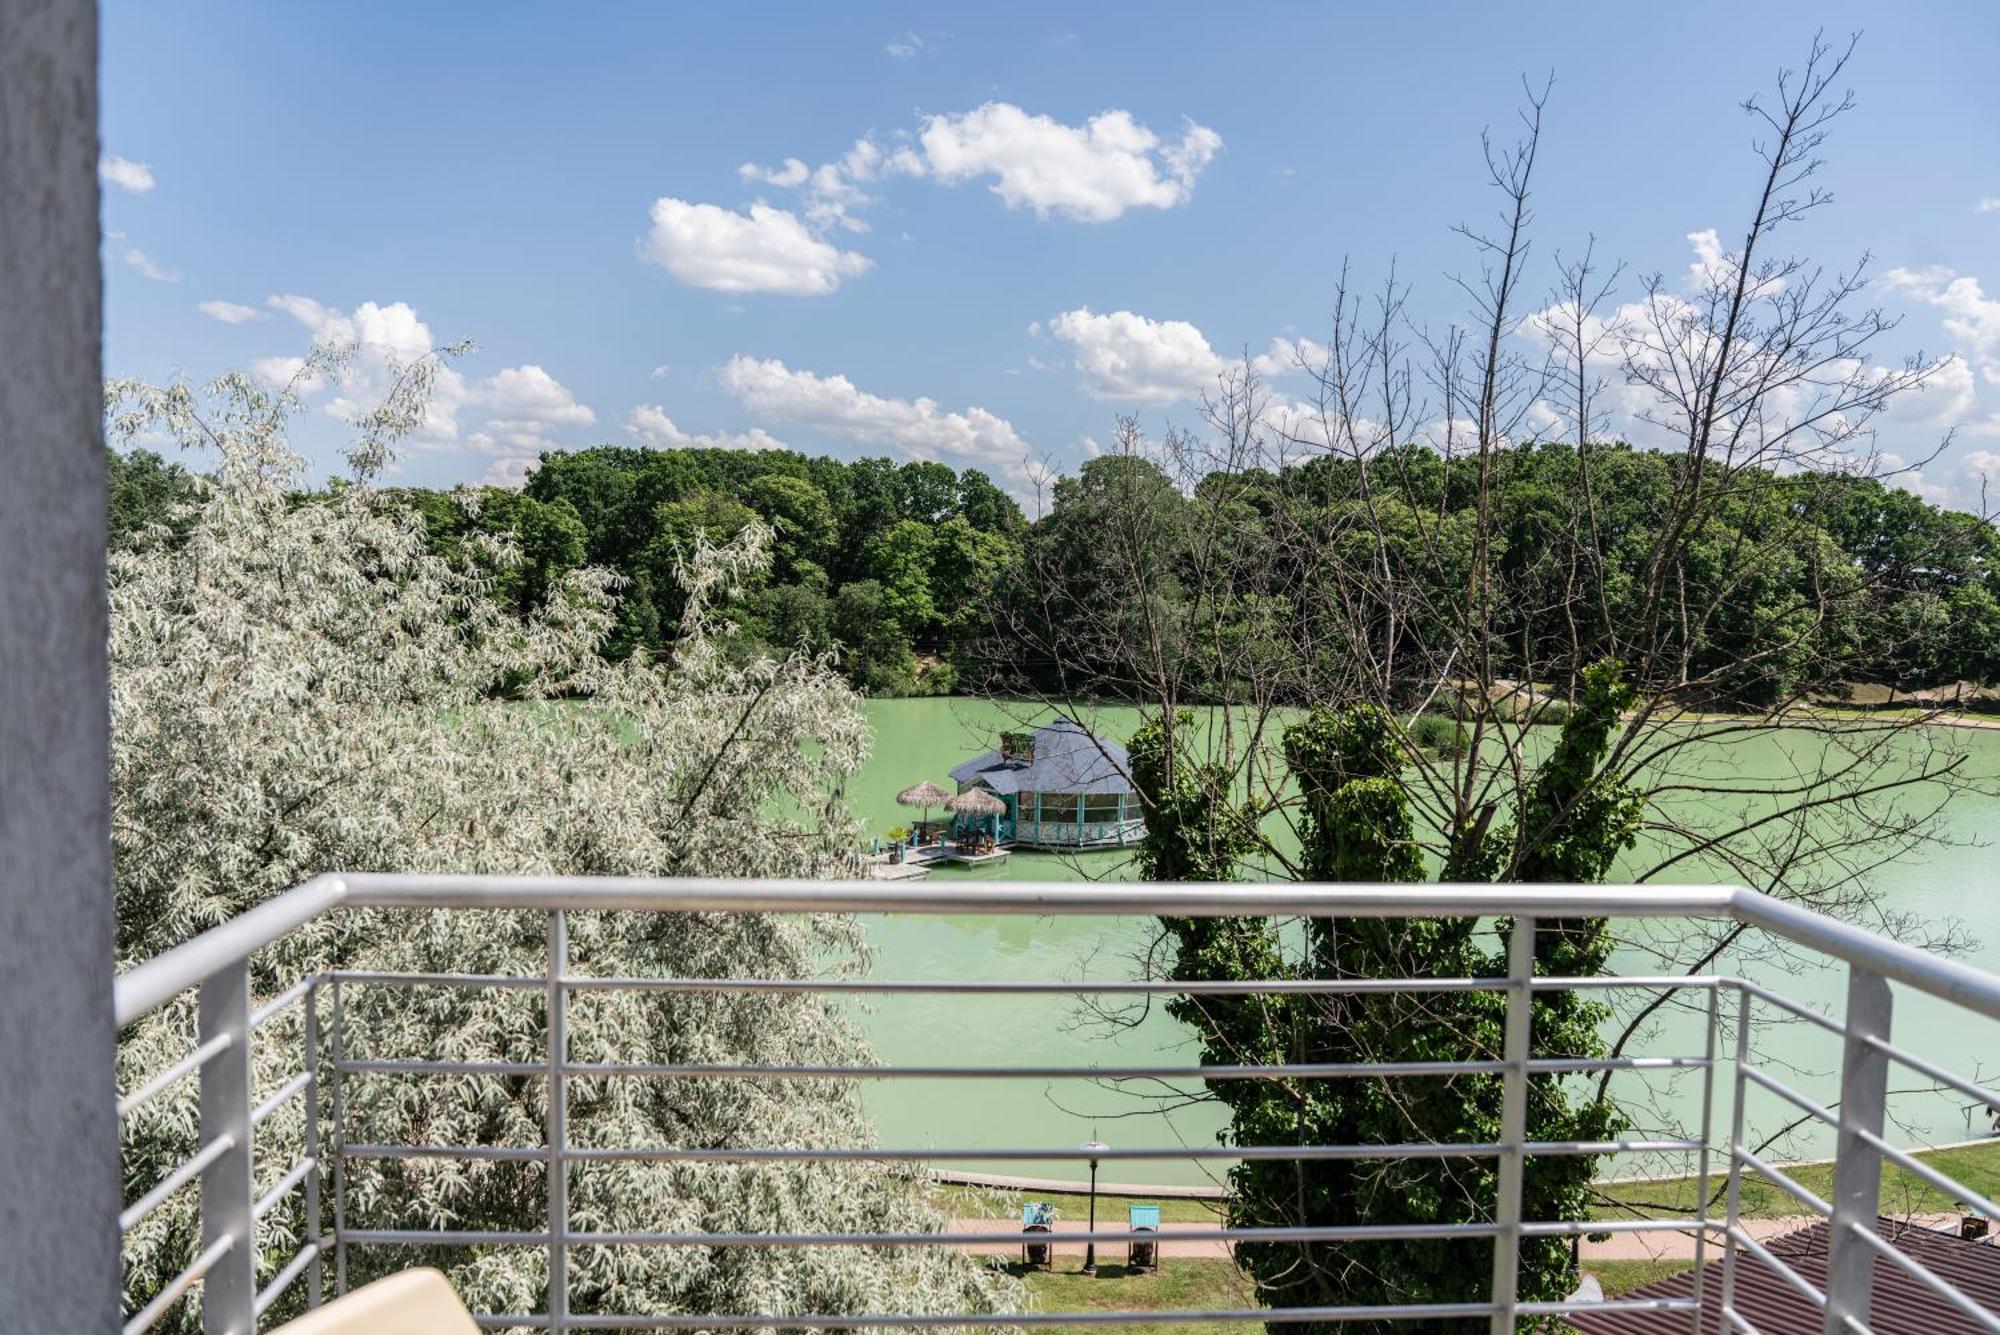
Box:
[1080,1134,1109,1275]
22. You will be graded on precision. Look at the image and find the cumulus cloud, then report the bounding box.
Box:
[731,102,1220,244]
[885,31,924,58]
[919,103,1221,222]
[99,154,155,193]
[1883,266,2000,386]
[625,404,787,453]
[641,197,871,296]
[1978,198,2000,214]
[1045,307,1226,403]
[123,247,179,282]
[717,355,1031,481]
[256,294,593,464]
[738,137,925,234]
[197,299,265,324]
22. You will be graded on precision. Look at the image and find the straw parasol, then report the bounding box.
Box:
[896,780,953,840]
[945,788,1007,817]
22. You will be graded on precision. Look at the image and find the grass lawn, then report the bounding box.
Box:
[1016,1259,1255,1333]
[933,1182,1225,1225]
[1592,1138,2000,1221]
[1584,1258,1695,1297]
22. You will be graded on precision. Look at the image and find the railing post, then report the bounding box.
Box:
[304,979,323,1308]
[1822,965,1891,1334]
[548,910,570,1334]
[1687,983,1720,1335]
[1489,915,1534,1335]
[330,978,348,1295]
[1718,984,1751,1327]
[200,959,255,1335]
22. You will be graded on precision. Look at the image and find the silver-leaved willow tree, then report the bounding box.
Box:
[107,349,1018,1328]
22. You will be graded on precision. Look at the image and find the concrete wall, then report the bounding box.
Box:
[0,0,122,1329]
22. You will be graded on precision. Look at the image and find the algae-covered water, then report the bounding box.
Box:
[845,698,2000,1186]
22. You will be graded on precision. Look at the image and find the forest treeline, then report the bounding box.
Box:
[107,438,2000,708]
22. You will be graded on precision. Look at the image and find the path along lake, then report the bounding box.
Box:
[843,698,2000,1187]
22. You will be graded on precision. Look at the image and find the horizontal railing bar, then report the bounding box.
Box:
[115,874,346,1025]
[559,1060,1516,1080]
[1518,1298,1702,1316]
[1852,1126,2000,1220]
[1741,1065,1840,1130]
[339,1059,544,1077]
[1519,1218,1724,1237]
[253,1155,317,1222]
[252,1070,312,1127]
[342,1139,1694,1165]
[253,1241,320,1319]
[510,1303,1697,1331]
[332,970,1512,995]
[1840,1218,2000,1333]
[348,1223,1508,1249]
[327,969,1728,995]
[1725,1223,1827,1308]
[117,1032,232,1118]
[119,1134,236,1233]
[314,1217,1728,1248]
[336,1056,1696,1081]
[1861,1032,2000,1114]
[1732,1147,1833,1217]
[473,1317,550,1330]
[249,975,314,1030]
[488,1302,1507,1328]
[121,1234,233,1335]
[337,873,1742,920]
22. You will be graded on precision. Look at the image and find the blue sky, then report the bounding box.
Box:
[100,3,2000,507]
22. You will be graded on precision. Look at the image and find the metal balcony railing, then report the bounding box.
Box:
[110,877,2000,1333]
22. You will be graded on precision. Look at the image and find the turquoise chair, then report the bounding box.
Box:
[1127,1203,1161,1271]
[1022,1201,1055,1269]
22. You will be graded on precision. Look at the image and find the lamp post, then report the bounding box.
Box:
[1080,1134,1109,1275]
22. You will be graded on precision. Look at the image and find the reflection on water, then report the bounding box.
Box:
[851,698,2000,1185]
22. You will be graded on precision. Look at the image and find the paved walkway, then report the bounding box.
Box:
[948,1218,1231,1260]
[947,1213,1971,1265]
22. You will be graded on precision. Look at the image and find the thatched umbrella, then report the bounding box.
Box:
[945,786,1007,842]
[896,780,952,842]
[945,787,1006,817]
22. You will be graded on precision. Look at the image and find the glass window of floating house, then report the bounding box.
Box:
[1084,793,1122,821]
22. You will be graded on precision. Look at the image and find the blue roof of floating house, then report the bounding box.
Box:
[948,716,1134,797]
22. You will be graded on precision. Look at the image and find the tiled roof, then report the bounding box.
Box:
[1566,1216,2000,1333]
[947,716,1133,797]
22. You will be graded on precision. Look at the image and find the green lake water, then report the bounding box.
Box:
[843,697,2000,1187]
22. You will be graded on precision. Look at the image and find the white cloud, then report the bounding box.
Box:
[735,103,1221,239]
[1977,198,2000,214]
[123,247,179,282]
[641,197,871,295]
[885,31,925,58]
[99,154,155,193]
[1883,266,2000,387]
[1045,307,1225,404]
[919,103,1221,222]
[739,137,925,235]
[257,294,593,461]
[625,404,787,453]
[197,299,265,324]
[717,355,1031,481]
[1685,227,1784,298]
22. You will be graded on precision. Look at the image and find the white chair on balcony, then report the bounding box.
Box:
[269,1267,479,1335]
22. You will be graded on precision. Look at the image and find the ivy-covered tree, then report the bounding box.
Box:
[1137,677,1638,1330]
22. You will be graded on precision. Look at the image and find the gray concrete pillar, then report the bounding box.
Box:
[0,0,122,1329]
